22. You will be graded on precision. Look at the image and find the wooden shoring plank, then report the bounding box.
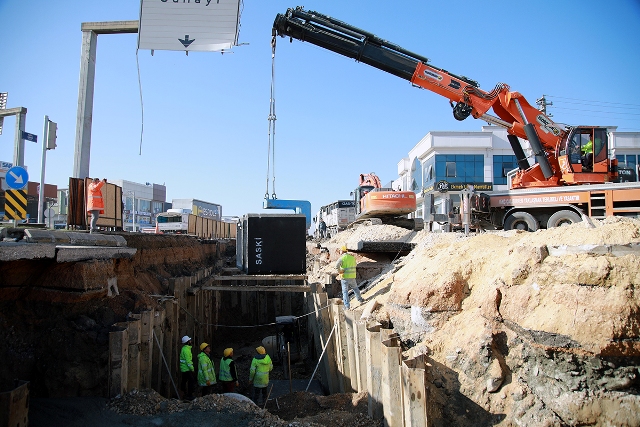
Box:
[381,336,404,427]
[109,323,128,398]
[201,285,311,293]
[366,322,383,420]
[126,318,141,392]
[152,308,165,393]
[402,355,428,427]
[139,311,153,389]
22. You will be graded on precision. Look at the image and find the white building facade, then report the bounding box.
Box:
[109,180,168,232]
[398,126,640,230]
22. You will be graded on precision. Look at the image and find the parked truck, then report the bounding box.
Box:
[273,8,640,230]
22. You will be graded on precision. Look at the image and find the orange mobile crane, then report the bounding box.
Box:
[273,8,640,230]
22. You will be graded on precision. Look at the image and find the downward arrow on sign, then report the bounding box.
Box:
[179,35,195,48]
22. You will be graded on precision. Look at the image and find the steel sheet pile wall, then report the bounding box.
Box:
[307,292,430,427]
[108,269,306,399]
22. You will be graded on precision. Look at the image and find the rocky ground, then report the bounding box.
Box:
[309,216,640,426]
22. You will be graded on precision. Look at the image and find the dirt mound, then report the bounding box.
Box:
[308,217,640,426]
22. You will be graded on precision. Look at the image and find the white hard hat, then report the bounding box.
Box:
[181,335,191,344]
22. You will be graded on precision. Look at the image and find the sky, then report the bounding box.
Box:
[1,0,639,218]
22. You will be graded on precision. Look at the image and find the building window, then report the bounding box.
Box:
[446,162,456,177]
[435,155,484,183]
[493,155,517,185]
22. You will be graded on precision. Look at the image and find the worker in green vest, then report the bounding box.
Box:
[335,245,365,309]
[219,348,239,393]
[249,346,273,406]
[179,335,196,400]
[197,342,216,396]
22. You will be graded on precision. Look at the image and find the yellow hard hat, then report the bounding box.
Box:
[224,348,233,357]
[340,245,347,252]
[256,346,266,355]
[200,342,209,351]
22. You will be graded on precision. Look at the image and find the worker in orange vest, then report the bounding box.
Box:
[87,178,107,233]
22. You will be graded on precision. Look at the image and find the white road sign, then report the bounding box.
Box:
[138,0,241,52]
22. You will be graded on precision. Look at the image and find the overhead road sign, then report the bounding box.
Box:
[4,189,27,220]
[6,166,29,190]
[138,0,241,52]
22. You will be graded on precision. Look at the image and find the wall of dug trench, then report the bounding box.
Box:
[0,234,233,397]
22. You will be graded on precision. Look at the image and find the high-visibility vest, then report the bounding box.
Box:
[219,357,233,381]
[340,254,357,279]
[249,355,273,387]
[179,345,194,372]
[197,352,216,386]
[86,181,105,213]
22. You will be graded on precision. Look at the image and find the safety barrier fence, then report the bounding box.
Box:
[305,283,430,427]
[188,214,237,239]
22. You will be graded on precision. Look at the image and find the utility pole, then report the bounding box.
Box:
[536,94,553,117]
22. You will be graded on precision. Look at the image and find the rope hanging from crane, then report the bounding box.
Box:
[265,35,278,200]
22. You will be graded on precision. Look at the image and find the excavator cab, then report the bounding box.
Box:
[558,127,616,183]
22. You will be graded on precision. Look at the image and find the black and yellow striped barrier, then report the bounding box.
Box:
[3,189,27,220]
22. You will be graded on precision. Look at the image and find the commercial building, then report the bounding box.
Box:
[108,180,168,232]
[397,126,640,230]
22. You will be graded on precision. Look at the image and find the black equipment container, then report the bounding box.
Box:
[236,213,306,274]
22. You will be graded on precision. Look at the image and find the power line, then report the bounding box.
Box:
[545,95,640,109]
[551,106,640,117]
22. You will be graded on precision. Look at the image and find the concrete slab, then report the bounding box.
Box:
[548,243,640,257]
[24,230,128,247]
[355,241,415,252]
[56,246,137,262]
[0,242,56,261]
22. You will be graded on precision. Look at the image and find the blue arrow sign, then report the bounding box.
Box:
[21,131,37,142]
[6,166,29,190]
[178,35,195,48]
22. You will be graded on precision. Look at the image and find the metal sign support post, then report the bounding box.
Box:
[37,116,49,224]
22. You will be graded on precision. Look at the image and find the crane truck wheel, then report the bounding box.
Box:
[504,212,539,232]
[547,210,582,228]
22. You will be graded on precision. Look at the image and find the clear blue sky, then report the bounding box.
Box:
[1,0,639,218]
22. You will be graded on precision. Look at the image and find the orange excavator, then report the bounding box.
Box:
[352,173,423,230]
[272,7,620,191]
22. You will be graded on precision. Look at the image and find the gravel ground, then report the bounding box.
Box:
[30,389,381,427]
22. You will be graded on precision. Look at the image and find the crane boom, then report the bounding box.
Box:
[273,7,619,189]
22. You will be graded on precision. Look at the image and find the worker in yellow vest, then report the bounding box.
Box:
[249,346,273,406]
[219,348,239,393]
[336,245,365,309]
[179,335,196,400]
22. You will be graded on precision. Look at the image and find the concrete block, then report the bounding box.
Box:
[55,246,137,262]
[0,242,56,261]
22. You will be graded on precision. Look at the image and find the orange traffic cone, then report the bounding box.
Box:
[155,221,161,234]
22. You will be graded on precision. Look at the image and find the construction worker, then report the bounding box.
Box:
[219,348,239,393]
[197,342,216,396]
[318,218,327,238]
[249,346,273,406]
[179,335,196,400]
[336,245,365,309]
[86,178,107,233]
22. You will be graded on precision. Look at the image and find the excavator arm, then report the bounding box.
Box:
[273,7,615,188]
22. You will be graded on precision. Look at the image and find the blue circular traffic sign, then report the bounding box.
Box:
[6,166,29,190]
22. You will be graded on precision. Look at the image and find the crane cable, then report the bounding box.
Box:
[265,35,278,200]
